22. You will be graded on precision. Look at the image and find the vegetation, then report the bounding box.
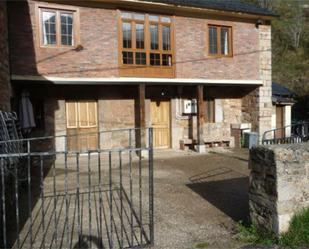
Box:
[235,208,309,248]
[245,0,309,120]
[195,242,209,248]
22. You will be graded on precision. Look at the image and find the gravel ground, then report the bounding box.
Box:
[151,148,250,249]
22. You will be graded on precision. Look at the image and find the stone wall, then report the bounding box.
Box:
[249,143,309,234]
[0,1,10,111]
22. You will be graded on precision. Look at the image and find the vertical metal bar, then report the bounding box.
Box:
[76,153,81,248]
[119,151,124,249]
[148,128,154,245]
[88,152,92,248]
[27,141,33,249]
[129,148,133,246]
[109,151,113,248]
[40,155,45,249]
[139,149,143,245]
[1,158,7,249]
[15,156,20,249]
[53,159,58,248]
[97,151,103,243]
[65,152,70,249]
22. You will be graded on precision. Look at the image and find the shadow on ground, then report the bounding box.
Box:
[187,167,249,224]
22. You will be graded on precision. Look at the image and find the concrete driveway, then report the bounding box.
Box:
[152,149,250,249]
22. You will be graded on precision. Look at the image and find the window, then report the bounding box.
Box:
[208,25,232,57]
[120,11,173,67]
[40,8,76,47]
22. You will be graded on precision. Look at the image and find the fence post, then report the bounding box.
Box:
[148,128,154,246]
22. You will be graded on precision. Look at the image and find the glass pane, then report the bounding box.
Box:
[122,22,132,48]
[221,27,230,55]
[150,25,159,50]
[122,51,133,64]
[161,16,171,23]
[208,26,218,55]
[149,15,159,22]
[121,12,132,19]
[42,11,56,45]
[134,13,145,20]
[136,52,146,65]
[136,23,144,49]
[61,13,73,46]
[150,53,160,66]
[162,54,172,66]
[162,25,171,50]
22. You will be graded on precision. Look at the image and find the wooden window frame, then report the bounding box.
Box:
[36,3,80,48]
[205,98,215,123]
[118,11,175,69]
[207,24,233,58]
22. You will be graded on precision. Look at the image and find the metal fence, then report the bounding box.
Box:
[262,122,309,145]
[0,128,154,249]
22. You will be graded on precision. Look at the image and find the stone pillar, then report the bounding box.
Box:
[257,24,273,140]
[196,85,205,153]
[0,1,11,111]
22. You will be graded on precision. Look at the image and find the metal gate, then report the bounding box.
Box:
[0,128,154,249]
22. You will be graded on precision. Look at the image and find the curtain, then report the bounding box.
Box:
[42,11,55,45]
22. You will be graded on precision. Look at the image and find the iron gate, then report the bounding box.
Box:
[0,128,154,249]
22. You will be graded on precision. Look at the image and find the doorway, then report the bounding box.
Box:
[150,100,171,148]
[66,100,98,151]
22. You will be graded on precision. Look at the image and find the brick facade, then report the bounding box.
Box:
[10,0,260,80]
[0,1,10,111]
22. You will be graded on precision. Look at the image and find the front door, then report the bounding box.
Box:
[275,106,285,139]
[150,100,170,148]
[66,100,98,151]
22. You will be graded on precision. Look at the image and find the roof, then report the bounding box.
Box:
[137,0,277,17]
[272,82,295,104]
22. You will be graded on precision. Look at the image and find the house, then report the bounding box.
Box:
[5,0,276,152]
[271,82,295,138]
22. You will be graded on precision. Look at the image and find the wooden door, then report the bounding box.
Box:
[275,106,285,139]
[150,100,170,148]
[66,100,98,151]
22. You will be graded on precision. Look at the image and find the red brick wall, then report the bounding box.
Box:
[0,1,10,111]
[9,0,260,80]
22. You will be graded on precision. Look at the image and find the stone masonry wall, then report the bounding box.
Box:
[0,1,10,111]
[249,144,309,234]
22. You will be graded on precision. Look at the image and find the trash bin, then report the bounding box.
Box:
[244,132,259,149]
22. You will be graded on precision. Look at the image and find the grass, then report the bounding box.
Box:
[195,242,209,248]
[235,208,309,248]
[280,208,309,248]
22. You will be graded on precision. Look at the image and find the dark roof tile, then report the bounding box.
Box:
[138,0,277,17]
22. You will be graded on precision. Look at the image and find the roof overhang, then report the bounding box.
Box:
[12,75,263,86]
[48,0,276,21]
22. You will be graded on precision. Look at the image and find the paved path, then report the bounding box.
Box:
[152,149,250,249]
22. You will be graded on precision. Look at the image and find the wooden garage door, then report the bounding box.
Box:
[66,100,98,151]
[150,100,170,148]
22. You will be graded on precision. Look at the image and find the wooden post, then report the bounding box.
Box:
[137,84,146,148]
[196,85,205,153]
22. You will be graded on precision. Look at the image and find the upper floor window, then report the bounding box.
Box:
[208,25,232,57]
[39,8,76,47]
[120,11,173,67]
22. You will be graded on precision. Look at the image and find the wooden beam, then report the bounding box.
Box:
[197,85,205,152]
[136,83,146,148]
